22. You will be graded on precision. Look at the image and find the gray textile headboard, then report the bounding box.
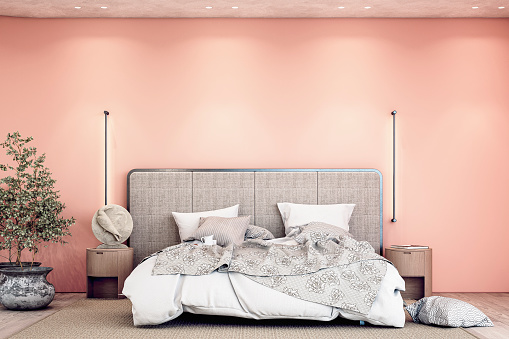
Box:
[127,169,383,265]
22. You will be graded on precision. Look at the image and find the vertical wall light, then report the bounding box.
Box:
[104,111,109,205]
[391,110,397,222]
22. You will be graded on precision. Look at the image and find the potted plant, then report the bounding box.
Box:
[0,132,75,310]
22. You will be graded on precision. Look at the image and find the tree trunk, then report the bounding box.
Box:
[16,248,22,266]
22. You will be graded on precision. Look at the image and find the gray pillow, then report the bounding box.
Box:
[405,296,493,328]
[186,215,251,246]
[245,225,275,240]
[294,222,353,244]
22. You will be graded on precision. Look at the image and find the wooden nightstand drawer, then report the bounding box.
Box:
[387,250,425,276]
[87,250,118,277]
[385,247,432,299]
[86,248,133,299]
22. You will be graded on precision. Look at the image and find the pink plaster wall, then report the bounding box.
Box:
[1,17,508,292]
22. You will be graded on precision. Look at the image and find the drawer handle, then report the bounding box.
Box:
[96,252,103,255]
[404,252,411,254]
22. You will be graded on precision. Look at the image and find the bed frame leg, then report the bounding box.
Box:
[359,321,365,326]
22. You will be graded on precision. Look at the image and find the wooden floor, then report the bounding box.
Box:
[0,293,85,339]
[0,292,507,338]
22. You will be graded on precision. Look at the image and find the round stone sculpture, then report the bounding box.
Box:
[92,204,133,249]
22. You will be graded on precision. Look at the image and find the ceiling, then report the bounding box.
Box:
[0,0,508,18]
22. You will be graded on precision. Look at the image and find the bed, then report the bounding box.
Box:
[122,169,406,327]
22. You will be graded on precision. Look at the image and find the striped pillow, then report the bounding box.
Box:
[186,216,251,246]
[405,296,493,328]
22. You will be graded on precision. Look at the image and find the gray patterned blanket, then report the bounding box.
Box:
[152,222,390,316]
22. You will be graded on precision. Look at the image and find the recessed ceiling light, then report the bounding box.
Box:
[232,6,239,9]
[101,6,108,9]
[472,6,479,9]
[499,6,505,9]
[205,6,212,9]
[364,6,371,9]
[74,6,81,9]
[338,6,345,9]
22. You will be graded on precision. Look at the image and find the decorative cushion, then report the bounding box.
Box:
[294,222,353,244]
[172,204,239,242]
[405,296,494,328]
[277,202,355,235]
[244,225,275,240]
[185,215,251,246]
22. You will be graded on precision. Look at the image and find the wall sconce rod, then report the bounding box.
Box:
[104,111,109,206]
[391,110,397,222]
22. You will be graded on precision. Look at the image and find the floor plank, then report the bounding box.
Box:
[1,292,507,338]
[0,293,85,339]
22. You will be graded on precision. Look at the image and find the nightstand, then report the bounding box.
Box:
[385,247,432,299]
[86,247,133,299]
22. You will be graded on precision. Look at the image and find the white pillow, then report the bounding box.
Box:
[172,204,239,241]
[277,202,355,235]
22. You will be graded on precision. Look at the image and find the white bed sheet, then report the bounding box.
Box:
[123,239,406,327]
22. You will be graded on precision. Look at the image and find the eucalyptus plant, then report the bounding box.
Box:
[0,132,75,266]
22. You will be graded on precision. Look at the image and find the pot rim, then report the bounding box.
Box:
[0,266,53,273]
[0,261,42,266]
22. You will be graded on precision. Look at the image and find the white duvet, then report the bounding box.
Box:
[123,239,406,327]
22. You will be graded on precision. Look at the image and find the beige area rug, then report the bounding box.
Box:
[11,299,477,339]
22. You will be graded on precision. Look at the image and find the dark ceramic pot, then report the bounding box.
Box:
[0,262,43,286]
[0,267,55,310]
